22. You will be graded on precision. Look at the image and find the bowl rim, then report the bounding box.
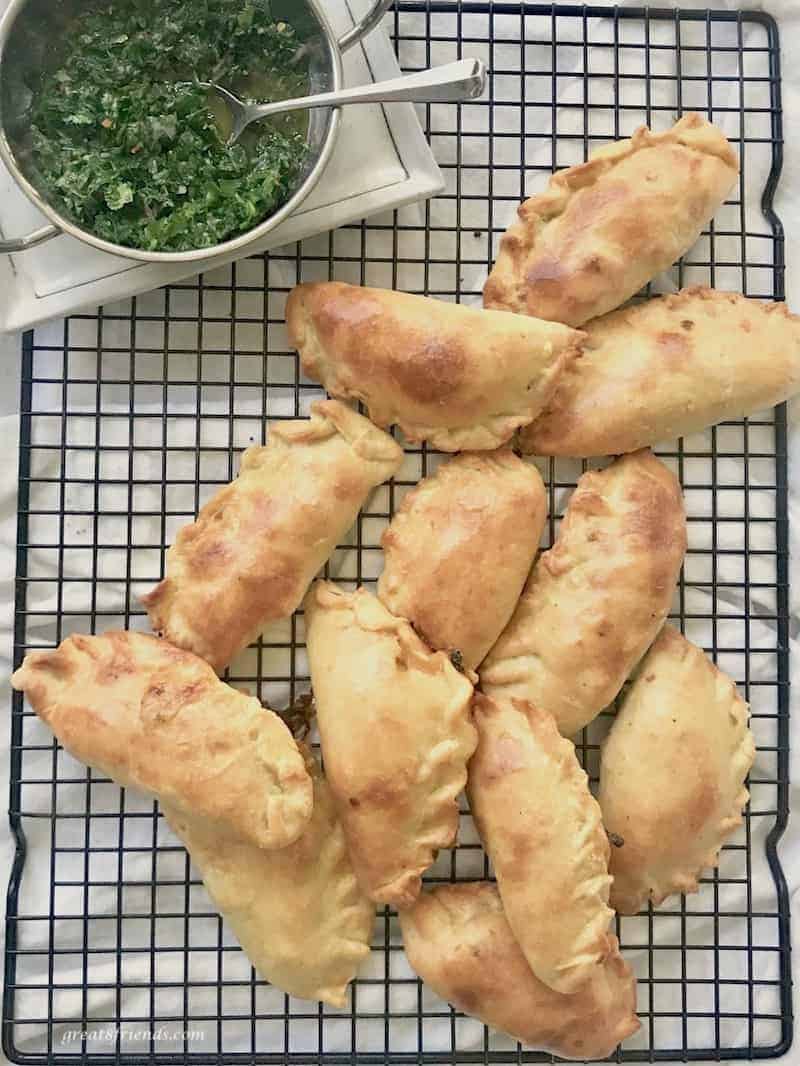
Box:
[0,0,344,263]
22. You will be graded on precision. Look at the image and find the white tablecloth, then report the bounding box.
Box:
[0,2,797,1063]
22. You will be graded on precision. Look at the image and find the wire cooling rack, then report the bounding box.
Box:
[4,3,792,1063]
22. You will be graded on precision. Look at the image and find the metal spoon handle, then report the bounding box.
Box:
[246,57,486,122]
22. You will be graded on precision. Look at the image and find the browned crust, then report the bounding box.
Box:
[483,114,739,326]
[400,882,640,1059]
[480,450,687,736]
[521,287,800,456]
[11,630,313,851]
[600,625,755,914]
[467,694,613,993]
[378,450,546,670]
[304,581,477,909]
[141,399,402,672]
[287,281,585,451]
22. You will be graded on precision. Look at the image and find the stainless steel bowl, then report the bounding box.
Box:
[0,0,393,261]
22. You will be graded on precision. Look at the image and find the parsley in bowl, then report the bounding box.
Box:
[27,0,310,252]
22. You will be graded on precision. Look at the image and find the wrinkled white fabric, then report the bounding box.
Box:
[0,1,798,1062]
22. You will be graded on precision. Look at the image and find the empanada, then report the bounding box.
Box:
[11,631,312,851]
[164,747,374,1007]
[379,451,546,670]
[599,625,755,914]
[400,883,640,1060]
[304,581,476,908]
[142,400,403,671]
[480,450,687,737]
[286,282,584,451]
[468,695,613,993]
[484,113,739,326]
[521,288,800,457]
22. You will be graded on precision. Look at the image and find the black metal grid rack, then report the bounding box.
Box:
[4,3,792,1063]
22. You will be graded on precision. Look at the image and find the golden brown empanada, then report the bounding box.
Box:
[484,113,738,326]
[304,581,476,909]
[400,883,640,1060]
[142,400,403,672]
[468,694,613,993]
[11,631,312,851]
[600,625,755,915]
[164,747,374,1007]
[480,450,687,737]
[521,288,800,457]
[379,451,546,671]
[286,282,585,451]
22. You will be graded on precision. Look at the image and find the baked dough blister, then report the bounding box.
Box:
[379,449,546,671]
[468,694,613,994]
[484,113,739,326]
[142,399,403,672]
[480,449,687,737]
[304,580,477,909]
[400,882,640,1061]
[600,625,756,915]
[286,281,585,451]
[521,287,800,457]
[10,630,313,850]
[164,746,375,1007]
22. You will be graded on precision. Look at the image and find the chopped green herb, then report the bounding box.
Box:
[27,0,309,252]
[105,182,134,211]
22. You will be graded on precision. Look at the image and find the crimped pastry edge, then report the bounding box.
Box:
[607,627,756,914]
[307,581,477,908]
[483,114,739,315]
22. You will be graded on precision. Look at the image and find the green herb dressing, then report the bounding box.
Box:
[28,0,310,251]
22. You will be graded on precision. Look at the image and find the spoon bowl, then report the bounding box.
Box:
[201,58,487,147]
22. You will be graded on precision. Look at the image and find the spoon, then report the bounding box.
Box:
[201,57,487,147]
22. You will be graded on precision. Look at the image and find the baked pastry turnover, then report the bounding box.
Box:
[304,581,476,909]
[164,747,374,1006]
[468,695,613,993]
[484,113,739,326]
[521,288,800,456]
[11,631,312,851]
[379,450,546,671]
[480,450,687,737]
[142,399,403,672]
[286,282,585,451]
[400,883,640,1060]
[600,625,755,915]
